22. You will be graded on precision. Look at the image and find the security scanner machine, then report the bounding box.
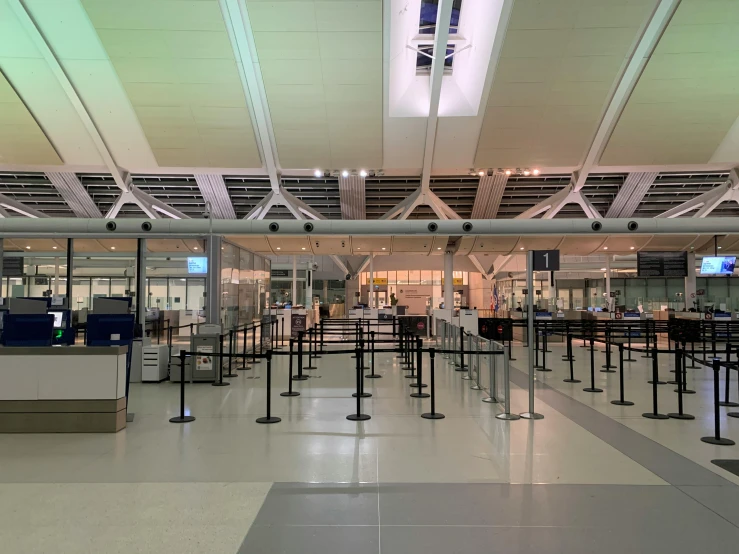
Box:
[171,323,222,383]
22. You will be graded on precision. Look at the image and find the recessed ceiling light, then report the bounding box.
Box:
[359,169,368,178]
[520,247,524,250]
[382,247,386,250]
[111,246,116,250]
[341,170,349,178]
[600,268,607,271]
[193,247,198,250]
[437,247,441,250]
[523,170,531,176]
[505,169,512,176]
[478,171,485,177]
[718,246,722,249]
[301,247,306,250]
[532,169,540,176]
[356,247,360,250]
[630,246,635,250]
[276,247,281,250]
[52,246,57,250]
[603,246,608,250]
[26,246,31,249]
[313,169,322,178]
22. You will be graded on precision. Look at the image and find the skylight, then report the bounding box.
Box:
[416,0,463,73]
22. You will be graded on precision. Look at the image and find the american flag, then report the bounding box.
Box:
[493,284,499,312]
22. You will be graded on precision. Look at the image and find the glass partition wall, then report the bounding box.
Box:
[220,240,270,330]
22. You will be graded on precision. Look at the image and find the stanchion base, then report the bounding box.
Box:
[727,412,739,419]
[305,366,317,370]
[701,436,735,446]
[405,374,416,379]
[409,383,428,388]
[600,369,616,374]
[682,389,696,394]
[365,374,382,379]
[667,380,678,385]
[509,358,517,361]
[536,368,553,372]
[410,392,430,398]
[642,413,669,419]
[482,397,498,403]
[292,375,309,381]
[212,382,230,387]
[625,358,637,362]
[347,414,371,421]
[352,392,372,398]
[563,378,582,383]
[648,380,666,385]
[455,368,468,372]
[496,413,521,420]
[223,372,238,378]
[583,387,603,393]
[719,401,739,407]
[169,416,196,423]
[520,412,544,420]
[611,400,634,406]
[256,416,281,424]
[280,391,300,397]
[422,412,445,419]
[686,365,698,369]
[668,413,695,420]
[602,364,617,369]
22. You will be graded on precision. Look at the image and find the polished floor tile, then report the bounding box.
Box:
[238,525,379,554]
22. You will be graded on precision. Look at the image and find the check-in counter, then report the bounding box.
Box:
[0,346,128,433]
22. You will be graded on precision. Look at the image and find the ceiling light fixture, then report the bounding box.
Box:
[302,247,306,250]
[603,246,608,250]
[520,247,525,250]
[437,247,441,250]
[359,169,368,178]
[382,247,386,250]
[314,169,322,178]
[478,170,485,177]
[52,246,57,250]
[111,246,116,250]
[25,246,31,250]
[341,170,349,178]
[276,247,281,250]
[600,268,607,271]
[505,169,512,176]
[532,169,540,176]
[630,246,635,250]
[523,170,531,176]
[193,247,198,250]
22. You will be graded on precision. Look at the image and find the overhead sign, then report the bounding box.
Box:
[271,269,289,278]
[187,257,208,274]
[2,257,23,277]
[371,278,388,285]
[533,250,560,272]
[441,278,464,286]
[637,252,687,277]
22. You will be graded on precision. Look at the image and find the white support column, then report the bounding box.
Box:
[444,251,454,309]
[369,254,374,308]
[685,251,697,310]
[205,236,222,325]
[292,256,297,307]
[306,263,313,310]
[605,256,612,311]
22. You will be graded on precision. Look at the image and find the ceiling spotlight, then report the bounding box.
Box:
[532,169,540,176]
[478,170,485,177]
[505,169,512,176]
[111,246,116,250]
[52,246,58,250]
[437,247,442,250]
[193,247,198,250]
[313,169,322,178]
[718,246,722,249]
[600,268,607,271]
[301,247,306,250]
[523,170,531,176]
[359,169,368,178]
[382,247,386,250]
[341,170,349,178]
[630,246,635,250]
[276,247,281,250]
[603,246,608,250]
[520,247,525,250]
[25,246,31,250]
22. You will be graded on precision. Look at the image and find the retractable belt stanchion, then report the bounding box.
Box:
[625,324,636,362]
[648,348,665,385]
[564,333,581,383]
[366,331,381,379]
[562,322,572,361]
[294,331,308,381]
[538,325,551,372]
[282,339,300,396]
[256,351,280,424]
[422,348,444,419]
[405,332,416,379]
[457,326,467,372]
[583,338,602,393]
[470,338,483,390]
[313,323,321,358]
[720,343,739,407]
[729,347,739,420]
[280,317,285,349]
[348,344,371,421]
[240,325,250,370]
[611,343,633,406]
[352,339,372,399]
[252,323,261,365]
[170,350,196,423]
[497,345,520,421]
[643,349,669,419]
[212,334,230,387]
[642,320,652,358]
[410,336,429,395]
[483,340,498,403]
[534,324,541,369]
[305,327,317,370]
[701,359,735,445]
[602,326,615,371]
[462,333,473,380]
[680,341,696,394]
[223,329,238,378]
[669,346,694,420]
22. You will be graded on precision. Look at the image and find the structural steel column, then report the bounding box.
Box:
[369,254,374,308]
[205,235,222,325]
[444,251,454,309]
[135,238,145,329]
[685,251,697,310]
[66,238,74,306]
[292,256,297,306]
[605,256,611,311]
[306,263,313,310]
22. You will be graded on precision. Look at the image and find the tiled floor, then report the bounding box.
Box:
[1,336,739,552]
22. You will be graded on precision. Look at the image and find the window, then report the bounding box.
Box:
[416,0,463,73]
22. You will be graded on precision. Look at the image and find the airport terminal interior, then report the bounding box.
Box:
[5,0,739,552]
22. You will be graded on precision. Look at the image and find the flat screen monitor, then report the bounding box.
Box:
[187,257,208,274]
[49,311,65,329]
[700,256,736,275]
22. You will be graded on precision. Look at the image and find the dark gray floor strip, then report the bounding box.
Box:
[508,364,733,487]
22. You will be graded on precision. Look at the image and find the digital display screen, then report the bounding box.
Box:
[700,256,736,275]
[187,257,208,274]
[49,311,65,329]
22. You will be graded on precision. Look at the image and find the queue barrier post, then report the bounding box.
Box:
[497,344,521,421]
[223,329,238,378]
[564,333,580,383]
[366,331,381,379]
[583,338,603,393]
[483,340,499,404]
[701,359,735,445]
[256,351,281,424]
[410,336,429,397]
[281,338,300,397]
[643,349,669,420]
[169,350,196,423]
[668,346,694,420]
[212,334,230,387]
[422,348,444,419]
[611,343,633,406]
[347,344,371,421]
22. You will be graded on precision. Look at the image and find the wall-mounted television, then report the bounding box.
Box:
[700,256,736,275]
[187,257,208,274]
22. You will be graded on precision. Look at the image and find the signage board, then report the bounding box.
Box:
[271,269,289,278]
[637,252,688,277]
[2,257,23,277]
[187,257,208,274]
[534,312,553,321]
[441,278,464,286]
[290,312,306,339]
[371,278,388,285]
[533,250,560,271]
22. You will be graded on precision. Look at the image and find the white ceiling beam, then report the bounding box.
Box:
[219,0,281,193]
[45,171,102,218]
[420,0,454,190]
[339,175,366,220]
[0,193,49,218]
[657,168,739,219]
[194,174,236,219]
[573,0,682,190]
[471,174,508,219]
[8,0,129,191]
[606,172,659,218]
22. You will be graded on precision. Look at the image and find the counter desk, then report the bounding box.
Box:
[0,346,128,433]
